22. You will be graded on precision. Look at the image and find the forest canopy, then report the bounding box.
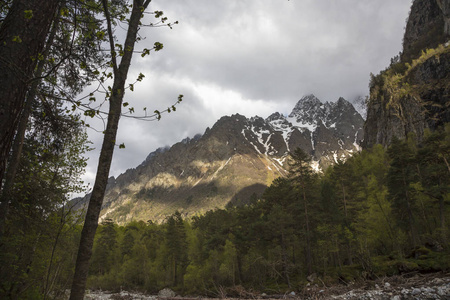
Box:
[82,126,450,296]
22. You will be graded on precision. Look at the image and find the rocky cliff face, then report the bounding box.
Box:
[364,0,450,148]
[364,49,450,147]
[76,95,364,223]
[402,0,448,61]
[437,0,450,35]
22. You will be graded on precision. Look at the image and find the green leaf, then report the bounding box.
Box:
[24,10,33,19]
[154,42,163,51]
[119,143,126,149]
[96,30,105,40]
[137,73,145,81]
[84,109,96,118]
[123,102,129,107]
[60,7,69,17]
[12,36,22,43]
[154,110,161,120]
[129,84,134,91]
[141,48,150,57]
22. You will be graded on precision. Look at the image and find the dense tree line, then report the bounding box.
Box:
[85,126,450,297]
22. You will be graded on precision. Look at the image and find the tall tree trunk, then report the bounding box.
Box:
[43,205,69,300]
[402,170,418,249]
[173,258,177,286]
[0,0,60,187]
[339,181,353,265]
[69,1,151,299]
[301,183,313,275]
[0,5,61,236]
[280,231,291,288]
[236,254,243,284]
[439,195,447,244]
[341,181,348,219]
[374,193,396,250]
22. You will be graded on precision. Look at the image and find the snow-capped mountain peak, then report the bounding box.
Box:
[263,94,364,164]
[74,95,365,223]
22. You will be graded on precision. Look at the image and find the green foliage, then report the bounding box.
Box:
[0,103,89,298]
[368,44,449,108]
[4,116,449,297]
[80,135,450,295]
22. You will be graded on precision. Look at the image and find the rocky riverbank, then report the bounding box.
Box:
[302,272,450,299]
[80,272,450,300]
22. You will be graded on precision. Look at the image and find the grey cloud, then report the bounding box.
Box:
[144,0,410,100]
[80,0,412,190]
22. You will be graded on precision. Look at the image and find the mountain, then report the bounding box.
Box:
[364,0,450,148]
[351,95,367,120]
[75,95,364,223]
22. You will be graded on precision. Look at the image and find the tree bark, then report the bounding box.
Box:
[402,170,418,249]
[280,231,291,288]
[0,0,60,187]
[0,4,61,236]
[302,186,313,275]
[69,1,151,299]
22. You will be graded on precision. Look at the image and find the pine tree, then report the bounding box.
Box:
[417,126,450,244]
[165,211,188,287]
[387,136,419,249]
[288,148,318,275]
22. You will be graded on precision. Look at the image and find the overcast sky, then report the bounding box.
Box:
[79,0,412,192]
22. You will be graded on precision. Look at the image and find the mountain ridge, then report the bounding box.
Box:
[75,95,364,223]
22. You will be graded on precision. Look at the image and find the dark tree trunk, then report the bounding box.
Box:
[301,181,313,275]
[402,171,418,249]
[69,1,151,299]
[280,231,291,288]
[0,5,61,236]
[0,0,60,187]
[439,195,447,243]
